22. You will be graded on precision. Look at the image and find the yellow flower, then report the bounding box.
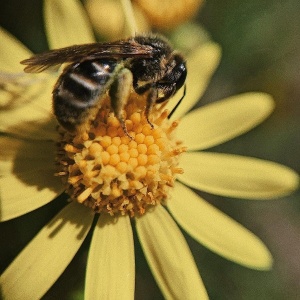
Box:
[85,0,150,40]
[132,0,204,29]
[84,0,204,40]
[0,0,298,299]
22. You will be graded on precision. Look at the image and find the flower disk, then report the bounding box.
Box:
[56,96,185,217]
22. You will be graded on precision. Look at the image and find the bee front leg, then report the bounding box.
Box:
[145,87,158,128]
[109,68,133,138]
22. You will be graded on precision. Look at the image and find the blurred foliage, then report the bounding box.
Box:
[0,0,299,299]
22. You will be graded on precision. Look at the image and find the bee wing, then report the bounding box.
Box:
[0,71,44,87]
[21,41,154,73]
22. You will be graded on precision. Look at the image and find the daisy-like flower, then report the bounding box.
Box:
[0,0,299,299]
[132,0,204,29]
[84,0,204,40]
[85,0,150,40]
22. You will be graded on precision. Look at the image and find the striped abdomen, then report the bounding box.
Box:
[53,59,117,131]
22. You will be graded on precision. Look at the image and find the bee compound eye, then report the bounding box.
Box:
[174,62,187,90]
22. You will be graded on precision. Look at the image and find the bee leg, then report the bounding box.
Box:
[145,87,158,128]
[109,68,133,139]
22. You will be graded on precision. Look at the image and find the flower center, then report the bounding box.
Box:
[56,95,186,216]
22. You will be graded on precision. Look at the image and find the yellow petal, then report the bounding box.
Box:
[136,205,208,299]
[0,27,32,72]
[0,202,93,300]
[44,0,95,49]
[0,137,56,170]
[85,0,150,40]
[167,42,221,120]
[179,93,274,151]
[85,214,134,300]
[179,152,299,199]
[0,173,62,222]
[0,137,63,221]
[0,76,57,139]
[168,182,273,269]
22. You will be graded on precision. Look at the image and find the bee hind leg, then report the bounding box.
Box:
[109,68,134,139]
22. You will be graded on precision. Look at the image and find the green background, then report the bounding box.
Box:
[0,0,299,299]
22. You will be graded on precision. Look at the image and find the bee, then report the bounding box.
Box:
[21,34,187,136]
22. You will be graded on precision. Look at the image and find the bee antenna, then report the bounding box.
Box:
[168,84,186,119]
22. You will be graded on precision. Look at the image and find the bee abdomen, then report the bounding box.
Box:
[53,60,117,131]
[54,60,116,107]
[60,72,99,106]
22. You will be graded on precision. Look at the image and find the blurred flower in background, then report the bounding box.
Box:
[84,0,204,40]
[85,0,149,40]
[0,0,299,299]
[132,0,204,29]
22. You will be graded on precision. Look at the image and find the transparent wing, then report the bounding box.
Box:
[21,40,153,73]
